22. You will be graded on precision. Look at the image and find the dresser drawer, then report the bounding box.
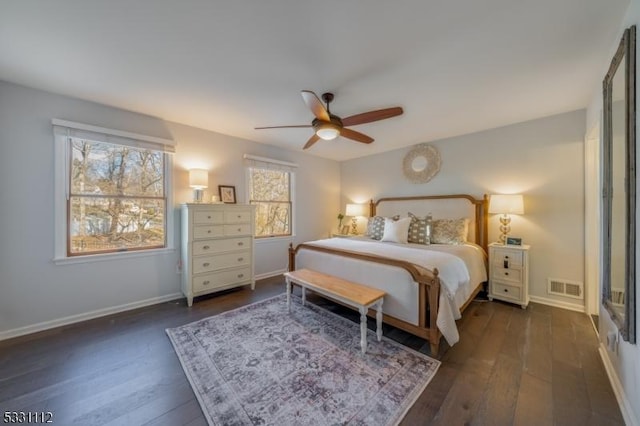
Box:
[193,250,252,274]
[492,249,523,267]
[193,237,251,255]
[194,210,224,224]
[492,267,523,284]
[492,282,522,301]
[193,267,252,292]
[224,210,252,224]
[193,225,224,239]
[224,223,252,236]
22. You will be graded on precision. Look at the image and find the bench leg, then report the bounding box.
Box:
[285,277,291,313]
[302,286,306,306]
[376,299,383,342]
[359,306,367,355]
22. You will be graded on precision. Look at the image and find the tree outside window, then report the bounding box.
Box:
[68,139,167,255]
[248,168,292,237]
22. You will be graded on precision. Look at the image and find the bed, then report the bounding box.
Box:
[288,194,489,355]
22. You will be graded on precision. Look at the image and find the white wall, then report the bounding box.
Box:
[586,0,640,423]
[167,120,341,277]
[340,110,586,308]
[0,81,340,338]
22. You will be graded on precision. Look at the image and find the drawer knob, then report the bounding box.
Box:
[237,228,241,232]
[504,288,509,293]
[203,280,210,285]
[238,242,244,246]
[238,257,244,262]
[505,272,509,276]
[203,262,210,267]
[237,273,244,278]
[203,245,210,250]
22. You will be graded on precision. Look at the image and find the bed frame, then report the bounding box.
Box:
[288,194,489,355]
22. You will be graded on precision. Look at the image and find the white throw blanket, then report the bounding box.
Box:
[301,237,487,345]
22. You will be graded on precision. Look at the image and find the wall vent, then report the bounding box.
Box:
[547,278,584,299]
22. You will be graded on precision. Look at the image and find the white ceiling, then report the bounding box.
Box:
[0,0,629,161]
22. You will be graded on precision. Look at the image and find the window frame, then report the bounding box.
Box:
[244,155,297,240]
[53,119,175,264]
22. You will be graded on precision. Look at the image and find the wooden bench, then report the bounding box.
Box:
[283,269,386,354]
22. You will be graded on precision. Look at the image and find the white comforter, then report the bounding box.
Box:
[297,237,487,345]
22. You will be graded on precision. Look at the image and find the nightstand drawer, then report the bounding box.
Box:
[492,249,523,267]
[492,282,522,301]
[492,267,523,284]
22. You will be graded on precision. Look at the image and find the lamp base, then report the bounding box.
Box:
[193,189,204,203]
[497,214,511,244]
[350,218,358,235]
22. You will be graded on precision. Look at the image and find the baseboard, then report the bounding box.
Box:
[528,295,585,313]
[0,292,183,342]
[598,344,639,426]
[255,269,286,281]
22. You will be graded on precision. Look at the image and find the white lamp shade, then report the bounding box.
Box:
[488,194,524,214]
[189,169,209,189]
[345,203,367,217]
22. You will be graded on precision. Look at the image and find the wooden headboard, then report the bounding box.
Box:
[369,194,489,253]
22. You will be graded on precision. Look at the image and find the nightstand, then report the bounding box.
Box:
[488,242,530,309]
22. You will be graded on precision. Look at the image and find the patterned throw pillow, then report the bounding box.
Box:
[408,212,431,245]
[367,215,400,240]
[431,218,469,245]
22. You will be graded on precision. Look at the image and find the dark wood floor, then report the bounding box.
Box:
[0,276,623,425]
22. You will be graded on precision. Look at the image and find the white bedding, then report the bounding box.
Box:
[296,236,487,346]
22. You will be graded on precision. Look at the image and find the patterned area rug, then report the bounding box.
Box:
[166,294,440,425]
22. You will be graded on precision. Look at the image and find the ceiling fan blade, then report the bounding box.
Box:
[254,125,312,130]
[303,134,320,150]
[340,128,374,144]
[301,90,330,121]
[341,107,403,127]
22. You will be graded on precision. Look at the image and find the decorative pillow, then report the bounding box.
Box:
[431,218,469,245]
[381,217,412,244]
[367,215,399,240]
[408,212,431,245]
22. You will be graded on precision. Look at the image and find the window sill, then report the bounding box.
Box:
[254,235,295,245]
[53,247,176,265]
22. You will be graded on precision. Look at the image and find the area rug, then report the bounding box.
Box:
[166,294,440,425]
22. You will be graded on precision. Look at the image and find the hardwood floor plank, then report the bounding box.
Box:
[474,354,522,426]
[513,372,553,426]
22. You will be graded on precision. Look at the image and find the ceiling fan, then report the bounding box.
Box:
[255,90,403,150]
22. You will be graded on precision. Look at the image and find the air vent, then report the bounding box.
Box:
[611,290,625,306]
[547,278,584,299]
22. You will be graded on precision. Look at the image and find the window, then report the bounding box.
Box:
[245,155,297,238]
[53,120,174,260]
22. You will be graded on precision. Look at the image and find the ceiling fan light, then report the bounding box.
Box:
[316,123,340,140]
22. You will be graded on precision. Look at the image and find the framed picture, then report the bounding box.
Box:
[506,237,522,246]
[218,185,236,204]
[340,225,350,235]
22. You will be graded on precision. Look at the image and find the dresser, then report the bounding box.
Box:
[181,203,255,306]
[488,242,531,309]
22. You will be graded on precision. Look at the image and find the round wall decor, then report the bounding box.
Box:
[402,143,441,183]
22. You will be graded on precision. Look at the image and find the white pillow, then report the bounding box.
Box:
[381,217,412,244]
